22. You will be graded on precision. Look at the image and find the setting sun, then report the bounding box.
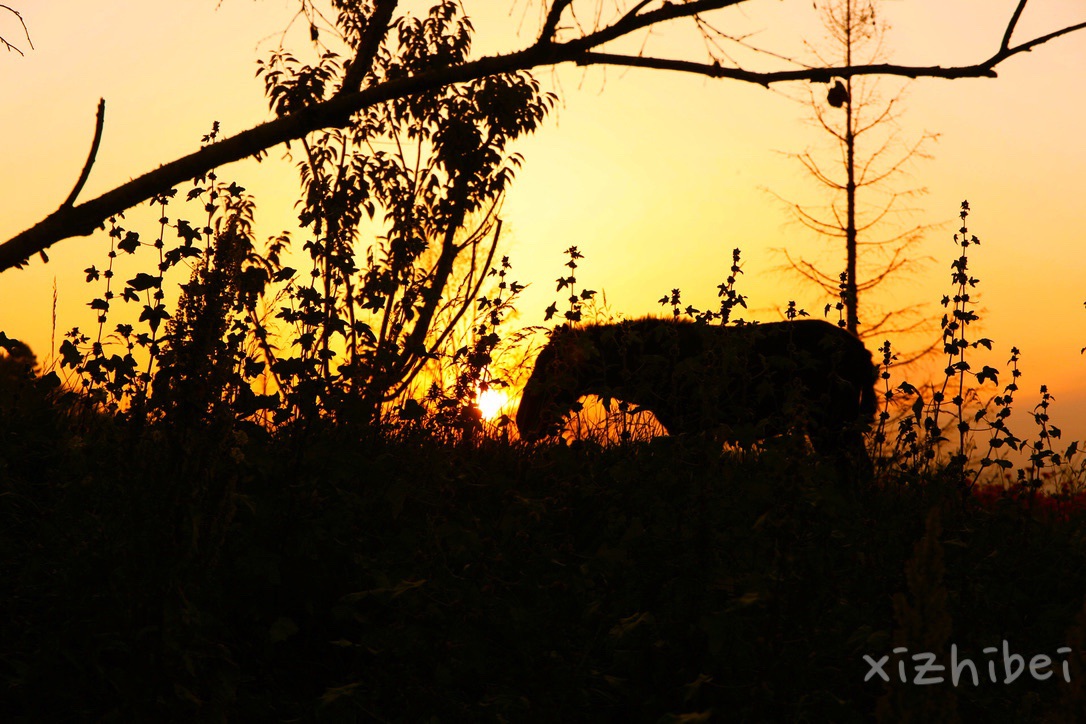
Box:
[475,387,509,421]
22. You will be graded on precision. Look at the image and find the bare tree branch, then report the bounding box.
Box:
[562,0,747,53]
[62,99,106,210]
[0,3,32,55]
[538,0,576,43]
[1001,0,1029,52]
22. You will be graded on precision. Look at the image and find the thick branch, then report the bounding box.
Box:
[0,45,555,271]
[538,0,576,43]
[337,0,399,95]
[1001,0,1028,52]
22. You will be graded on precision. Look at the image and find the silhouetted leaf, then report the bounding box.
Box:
[127,273,161,292]
[138,303,170,333]
[976,365,999,385]
[117,231,141,254]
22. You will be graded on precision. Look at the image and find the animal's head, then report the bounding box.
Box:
[516,326,598,441]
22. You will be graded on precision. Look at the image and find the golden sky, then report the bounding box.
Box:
[1,1,1085,448]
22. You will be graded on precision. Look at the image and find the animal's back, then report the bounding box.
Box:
[619,318,875,443]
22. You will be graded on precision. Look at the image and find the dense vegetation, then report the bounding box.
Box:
[4,372,1086,721]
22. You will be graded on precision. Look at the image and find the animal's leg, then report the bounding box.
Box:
[810,427,873,485]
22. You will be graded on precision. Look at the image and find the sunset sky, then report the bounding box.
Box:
[1,1,1084,449]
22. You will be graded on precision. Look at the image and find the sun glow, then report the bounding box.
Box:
[475,388,510,421]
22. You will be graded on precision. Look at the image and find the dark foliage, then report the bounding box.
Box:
[4,391,1086,720]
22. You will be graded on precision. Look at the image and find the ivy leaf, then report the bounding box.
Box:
[127,273,161,292]
[118,231,141,254]
[59,339,83,369]
[243,358,266,378]
[271,357,306,377]
[176,219,201,246]
[139,303,170,333]
[975,365,999,385]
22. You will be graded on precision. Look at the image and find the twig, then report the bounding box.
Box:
[0,3,33,54]
[62,99,106,209]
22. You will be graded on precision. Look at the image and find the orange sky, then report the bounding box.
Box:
[1,1,1085,451]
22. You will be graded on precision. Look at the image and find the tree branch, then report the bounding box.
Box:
[0,44,554,271]
[562,0,746,54]
[576,52,998,84]
[0,3,32,55]
[1001,0,1029,52]
[3,0,1084,273]
[578,11,1086,82]
[62,99,106,210]
[337,0,399,95]
[538,0,576,44]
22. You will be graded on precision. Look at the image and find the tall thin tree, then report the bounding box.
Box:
[775,0,937,338]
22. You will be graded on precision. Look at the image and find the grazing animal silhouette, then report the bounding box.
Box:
[517,317,876,467]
